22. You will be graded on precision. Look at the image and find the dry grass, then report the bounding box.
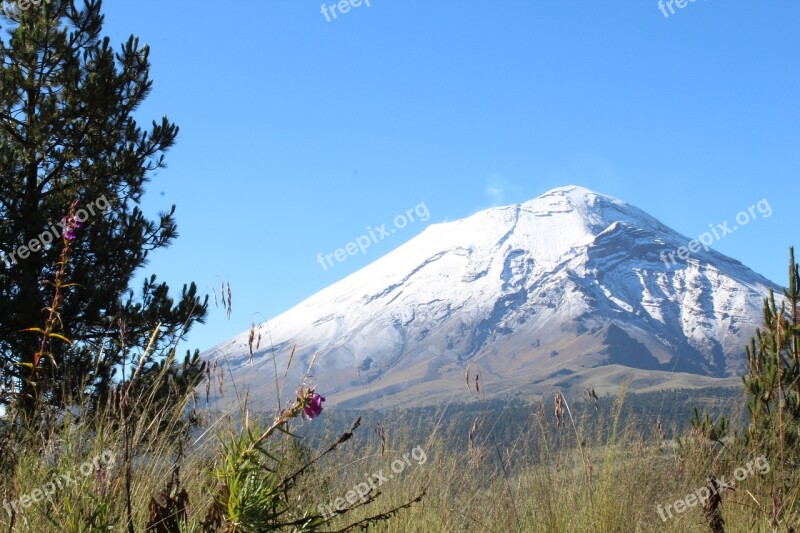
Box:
[0,362,795,531]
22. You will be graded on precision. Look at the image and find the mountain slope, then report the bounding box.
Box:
[205,186,777,409]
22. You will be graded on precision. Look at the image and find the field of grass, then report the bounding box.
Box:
[1,376,793,532]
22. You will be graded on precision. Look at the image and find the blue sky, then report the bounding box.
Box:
[97,1,799,353]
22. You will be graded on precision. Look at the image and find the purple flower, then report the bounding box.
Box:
[62,214,82,240]
[303,392,326,419]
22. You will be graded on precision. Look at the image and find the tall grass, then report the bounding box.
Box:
[0,369,796,531]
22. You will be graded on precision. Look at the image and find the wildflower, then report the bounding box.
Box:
[63,213,82,241]
[303,392,326,419]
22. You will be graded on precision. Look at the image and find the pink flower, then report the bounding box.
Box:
[62,213,82,241]
[303,392,326,419]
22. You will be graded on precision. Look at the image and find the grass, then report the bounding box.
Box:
[1,365,793,532]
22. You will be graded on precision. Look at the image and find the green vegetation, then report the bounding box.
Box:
[0,0,207,420]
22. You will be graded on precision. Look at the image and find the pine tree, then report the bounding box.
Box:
[0,0,208,417]
[741,247,800,527]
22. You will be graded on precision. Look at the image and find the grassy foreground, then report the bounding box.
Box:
[0,378,794,532]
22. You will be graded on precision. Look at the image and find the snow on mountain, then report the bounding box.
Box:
[204,186,778,409]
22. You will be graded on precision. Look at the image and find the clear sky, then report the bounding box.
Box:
[96,1,799,353]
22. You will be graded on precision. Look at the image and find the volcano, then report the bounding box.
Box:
[204,186,777,409]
